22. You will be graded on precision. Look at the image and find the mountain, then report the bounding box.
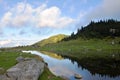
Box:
[33,34,67,47]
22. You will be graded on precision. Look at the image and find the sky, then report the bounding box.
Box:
[0,0,120,47]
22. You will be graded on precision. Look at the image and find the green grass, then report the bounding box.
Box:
[33,34,67,47]
[39,67,64,80]
[39,38,120,60]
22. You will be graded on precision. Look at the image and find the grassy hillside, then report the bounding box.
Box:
[40,37,120,59]
[33,34,67,47]
[63,19,120,41]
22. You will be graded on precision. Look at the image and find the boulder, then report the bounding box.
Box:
[0,75,8,80]
[74,74,82,79]
[1,58,44,80]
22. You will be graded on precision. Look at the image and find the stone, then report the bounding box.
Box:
[0,75,7,80]
[74,74,82,79]
[1,58,44,80]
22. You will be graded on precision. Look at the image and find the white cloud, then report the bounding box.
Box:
[0,12,12,27]
[77,0,120,27]
[0,40,11,46]
[36,7,60,27]
[86,0,120,20]
[36,6,74,28]
[0,39,37,47]
[0,2,74,28]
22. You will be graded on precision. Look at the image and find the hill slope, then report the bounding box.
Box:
[33,34,67,47]
[63,19,120,41]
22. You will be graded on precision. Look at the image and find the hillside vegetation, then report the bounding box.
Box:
[40,38,120,58]
[38,19,120,62]
[33,34,67,47]
[63,19,120,41]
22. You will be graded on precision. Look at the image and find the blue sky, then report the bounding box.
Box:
[0,0,120,47]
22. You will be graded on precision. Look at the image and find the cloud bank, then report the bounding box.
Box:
[0,40,11,46]
[85,0,120,20]
[0,2,74,28]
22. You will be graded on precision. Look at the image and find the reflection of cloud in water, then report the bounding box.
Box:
[50,65,75,77]
[23,51,120,80]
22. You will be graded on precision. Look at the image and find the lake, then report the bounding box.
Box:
[23,51,120,80]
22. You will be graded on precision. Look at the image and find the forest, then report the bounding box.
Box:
[63,19,120,41]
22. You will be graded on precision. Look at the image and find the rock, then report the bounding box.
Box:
[5,58,44,80]
[74,74,82,79]
[16,56,25,63]
[0,75,7,80]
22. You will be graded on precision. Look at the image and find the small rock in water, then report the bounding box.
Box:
[74,73,82,79]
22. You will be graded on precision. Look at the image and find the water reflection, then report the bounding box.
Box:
[40,51,63,60]
[23,51,120,80]
[62,55,120,78]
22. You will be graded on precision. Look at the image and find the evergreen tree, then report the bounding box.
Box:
[62,19,120,41]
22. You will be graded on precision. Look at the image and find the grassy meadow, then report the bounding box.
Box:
[39,37,120,60]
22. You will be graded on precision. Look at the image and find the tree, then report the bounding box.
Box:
[62,19,120,41]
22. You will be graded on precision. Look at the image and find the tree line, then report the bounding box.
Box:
[63,19,120,41]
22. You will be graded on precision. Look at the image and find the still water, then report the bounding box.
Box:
[23,51,120,80]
